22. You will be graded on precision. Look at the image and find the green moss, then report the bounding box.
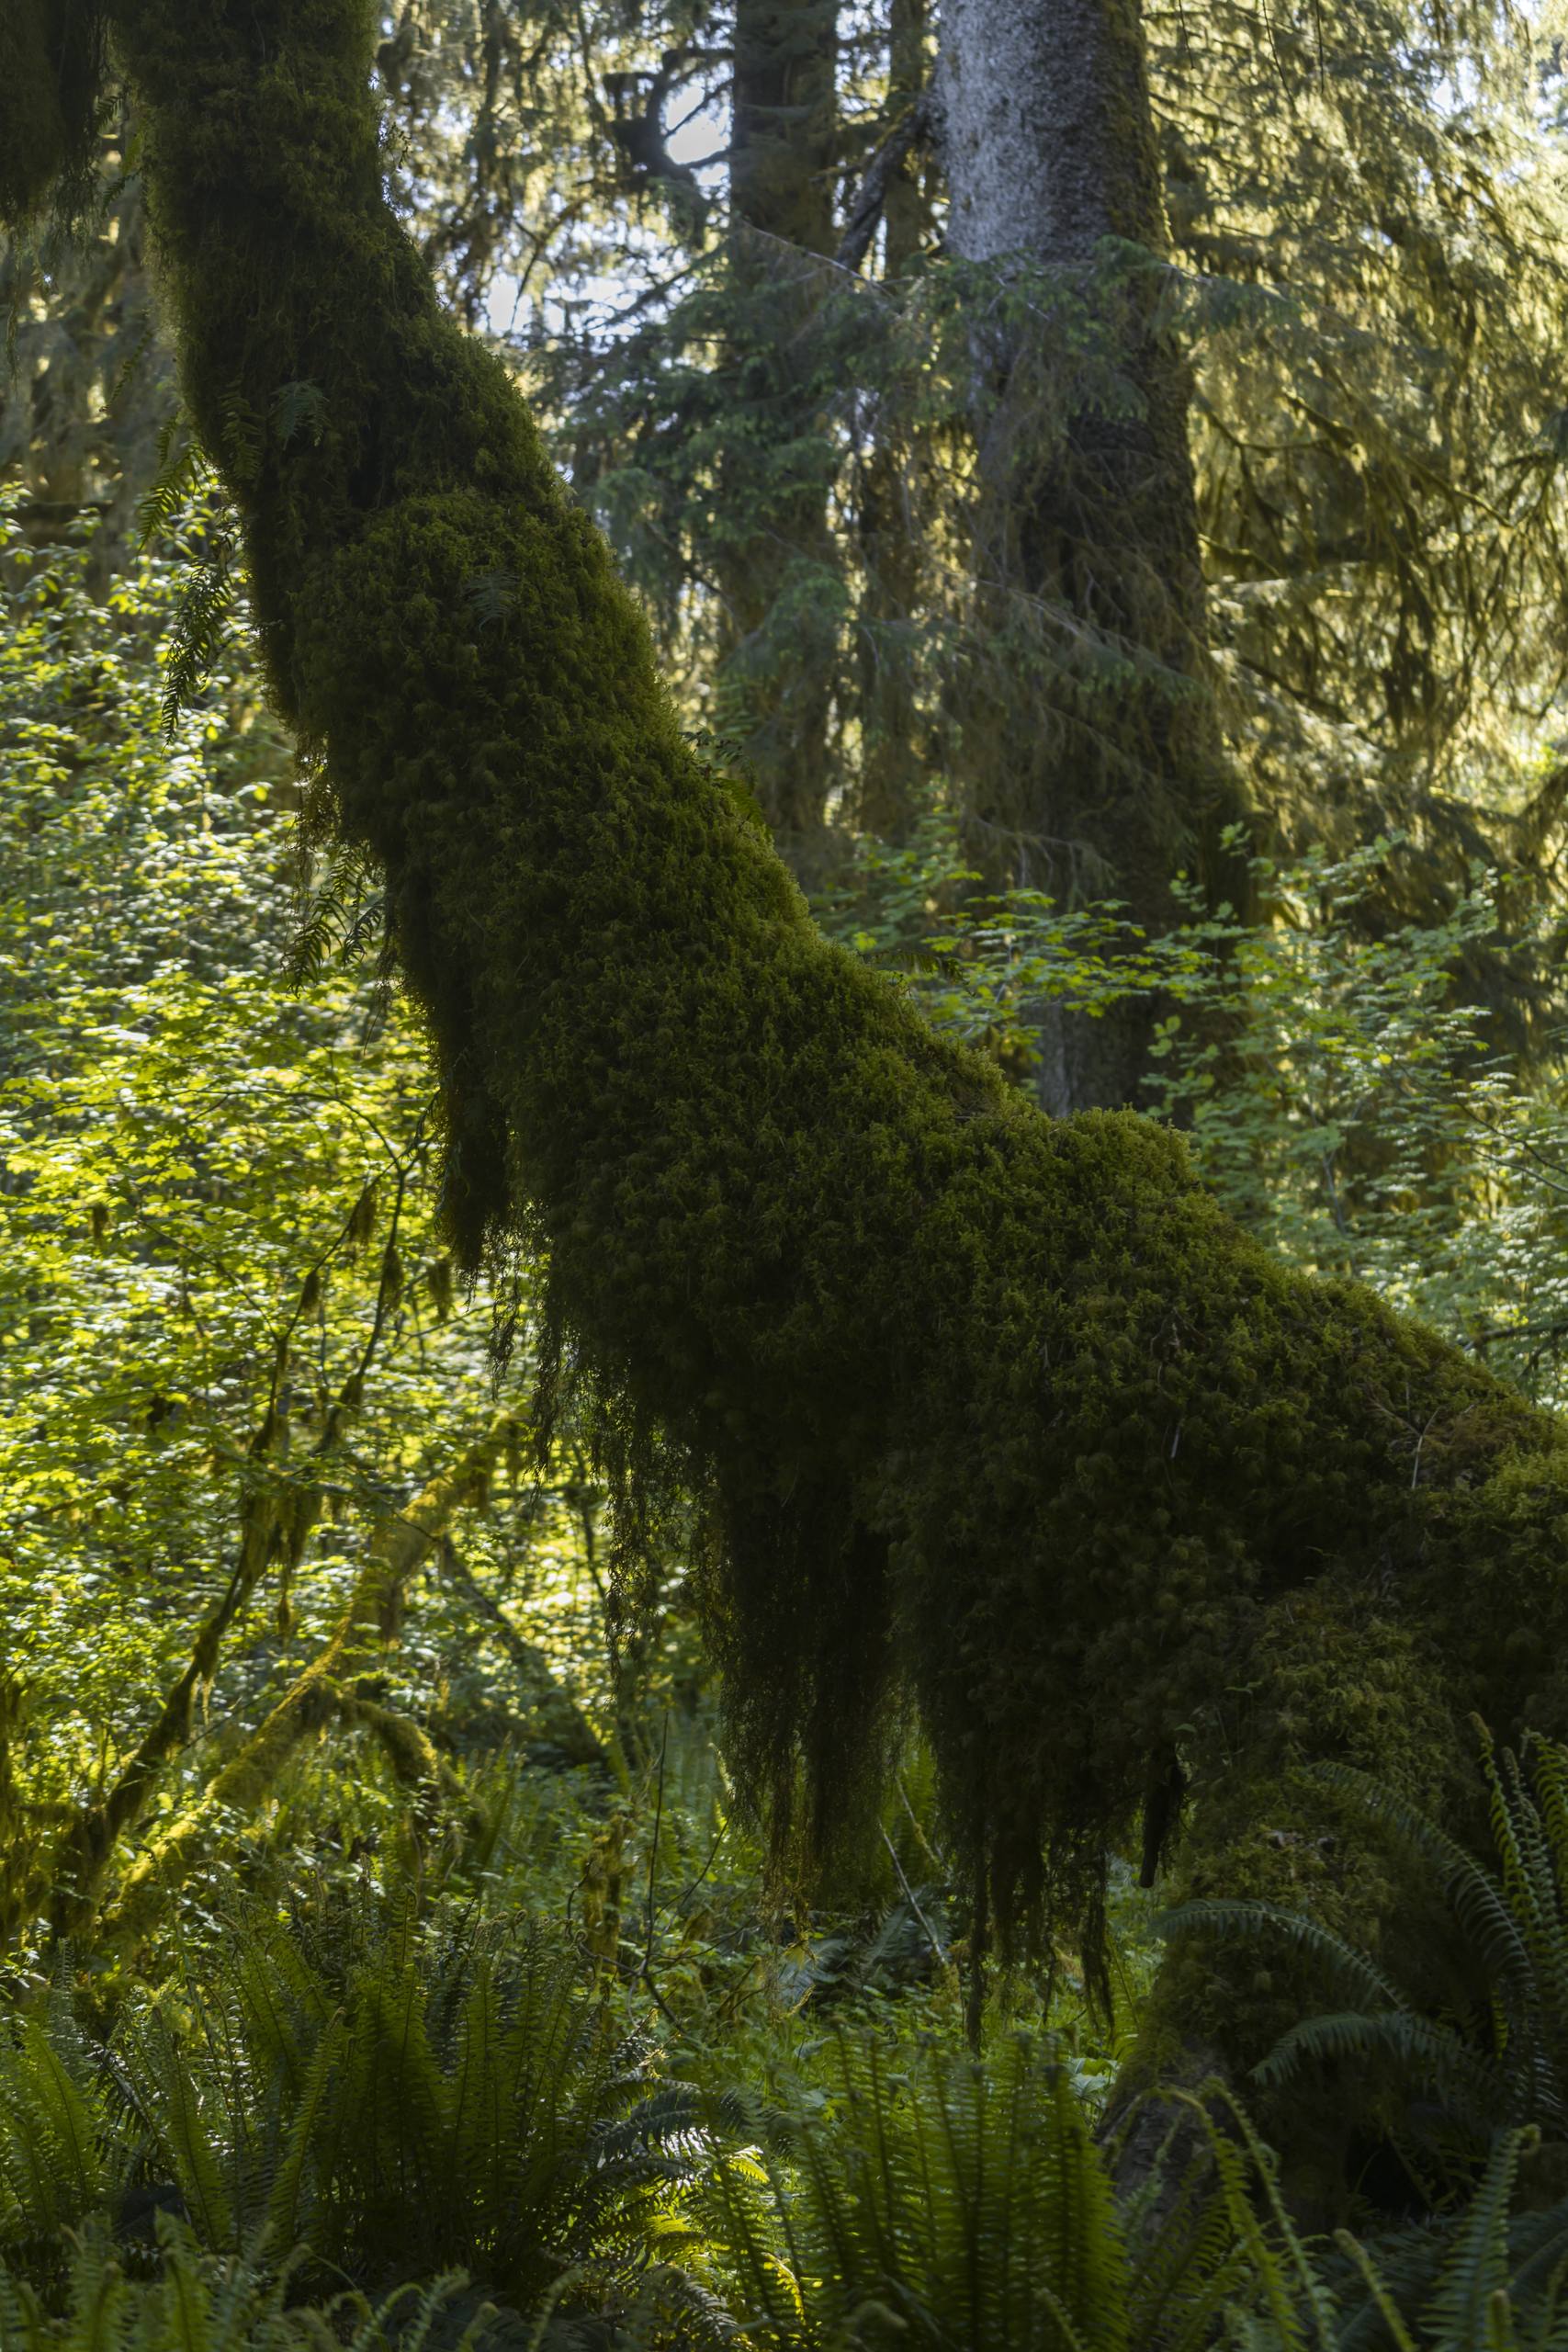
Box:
[28,0,1568,2131]
[0,0,108,227]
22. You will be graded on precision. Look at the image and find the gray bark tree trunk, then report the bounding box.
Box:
[935,0,1248,1114]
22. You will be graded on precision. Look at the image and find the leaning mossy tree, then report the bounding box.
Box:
[11,0,1568,2195]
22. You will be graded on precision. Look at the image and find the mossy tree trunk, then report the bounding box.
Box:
[852,0,929,845]
[17,0,1568,2188]
[935,0,1249,1113]
[716,0,842,867]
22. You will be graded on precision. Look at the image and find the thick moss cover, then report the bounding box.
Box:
[21,0,1568,2115]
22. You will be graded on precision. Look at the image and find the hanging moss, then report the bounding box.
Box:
[34,0,1568,2111]
[0,0,108,227]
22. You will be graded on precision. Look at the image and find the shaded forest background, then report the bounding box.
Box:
[9,0,1568,2341]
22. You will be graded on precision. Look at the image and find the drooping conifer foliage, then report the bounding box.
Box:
[14,0,1568,2132]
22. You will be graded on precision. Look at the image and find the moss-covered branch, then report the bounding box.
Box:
[27,1216,420,1940]
[98,1418,514,1950]
[14,0,1568,2154]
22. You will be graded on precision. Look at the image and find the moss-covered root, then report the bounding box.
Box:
[45,0,1568,2132]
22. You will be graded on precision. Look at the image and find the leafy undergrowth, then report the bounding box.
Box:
[9,1738,1568,2348]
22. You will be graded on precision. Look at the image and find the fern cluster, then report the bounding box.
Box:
[1168,1729,1568,2193]
[703,2030,1568,2349]
[12,1873,1568,2346]
[0,2218,494,2351]
[707,2030,1253,2348]
[0,1890,719,2336]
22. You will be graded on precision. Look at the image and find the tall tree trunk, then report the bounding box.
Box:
[854,0,928,843]
[716,0,841,866]
[2,164,177,575]
[730,0,838,252]
[936,0,1248,1113]
[21,0,1568,2188]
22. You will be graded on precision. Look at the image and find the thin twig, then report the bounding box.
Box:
[897,1771,946,1873]
[635,1710,695,2042]
[669,1815,729,1920]
[643,1709,670,1975]
[881,1826,947,1970]
[1464,1317,1568,1351]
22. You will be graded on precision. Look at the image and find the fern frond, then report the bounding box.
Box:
[220,391,264,488]
[463,570,520,630]
[610,2262,741,2352]
[333,2270,474,2352]
[1258,2010,1503,2130]
[1327,2226,1422,2352]
[1124,2154,1260,2352]
[121,2004,234,2252]
[1528,1742,1568,1908]
[1311,1763,1536,2000]
[1422,2127,1538,2346]
[1495,2195,1568,2318]
[1039,2056,1130,2342]
[0,2010,120,2251]
[1188,2084,1338,2351]
[1487,1745,1568,2076]
[449,1955,506,2242]
[264,2010,345,2252]
[1158,1900,1410,2016]
[271,379,326,450]
[1035,2277,1096,2351]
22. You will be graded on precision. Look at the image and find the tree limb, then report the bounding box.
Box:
[96,1416,517,1951]
[438,1540,608,1768]
[835,96,930,274]
[26,1168,420,1940]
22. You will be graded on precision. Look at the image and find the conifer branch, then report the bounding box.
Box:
[835,96,930,274]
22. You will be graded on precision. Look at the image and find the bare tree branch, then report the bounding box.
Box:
[835,96,930,274]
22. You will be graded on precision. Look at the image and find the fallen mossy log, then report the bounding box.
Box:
[11,0,1568,2187]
